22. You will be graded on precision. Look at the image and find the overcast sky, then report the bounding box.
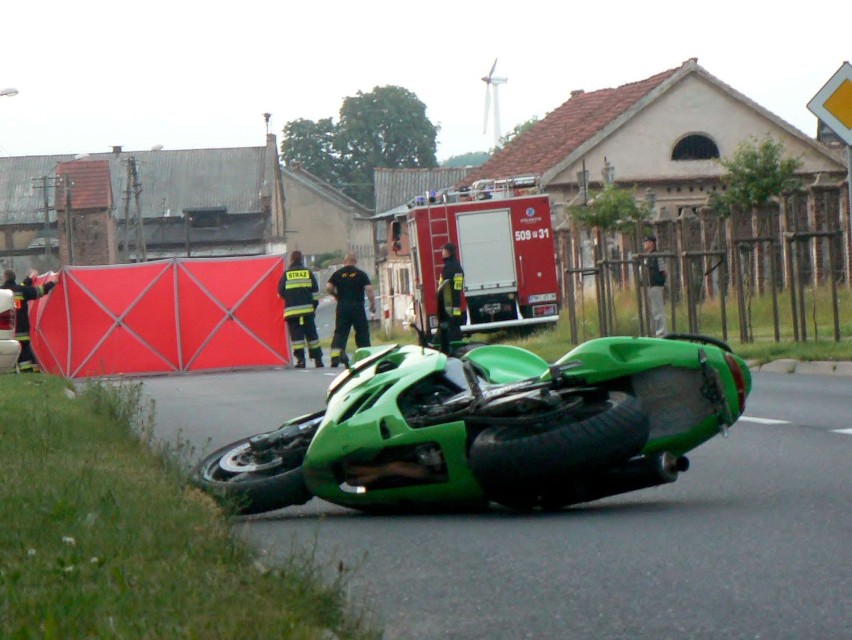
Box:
[1,1,849,163]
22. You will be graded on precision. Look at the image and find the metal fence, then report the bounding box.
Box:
[557,190,848,344]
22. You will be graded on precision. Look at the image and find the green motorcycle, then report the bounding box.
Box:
[193,334,751,513]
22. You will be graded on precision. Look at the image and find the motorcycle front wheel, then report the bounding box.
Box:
[191,411,323,515]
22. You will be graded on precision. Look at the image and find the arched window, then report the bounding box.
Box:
[672,134,719,161]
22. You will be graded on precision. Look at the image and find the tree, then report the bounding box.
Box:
[571,184,647,232]
[567,183,649,337]
[497,116,539,150]
[441,151,490,168]
[281,86,440,208]
[709,135,802,216]
[337,86,439,207]
[709,135,802,343]
[437,116,540,167]
[314,250,345,270]
[280,118,342,187]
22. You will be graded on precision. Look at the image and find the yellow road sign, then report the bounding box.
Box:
[809,62,852,145]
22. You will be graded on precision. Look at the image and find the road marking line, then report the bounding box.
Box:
[740,418,852,434]
[739,416,791,425]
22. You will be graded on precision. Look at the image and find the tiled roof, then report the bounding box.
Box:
[55,159,112,212]
[463,63,683,185]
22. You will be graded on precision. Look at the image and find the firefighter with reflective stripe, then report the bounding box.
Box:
[277,251,324,368]
[1,268,57,372]
[325,252,375,368]
[436,242,464,354]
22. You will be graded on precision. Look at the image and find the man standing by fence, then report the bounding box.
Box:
[643,236,667,337]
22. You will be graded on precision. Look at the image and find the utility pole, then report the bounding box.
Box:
[129,157,146,262]
[122,157,146,262]
[64,175,75,265]
[122,162,131,262]
[31,175,57,257]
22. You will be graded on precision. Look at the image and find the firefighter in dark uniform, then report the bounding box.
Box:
[1,268,57,372]
[436,242,465,354]
[277,251,324,368]
[326,252,376,367]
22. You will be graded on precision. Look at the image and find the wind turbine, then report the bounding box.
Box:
[482,58,507,149]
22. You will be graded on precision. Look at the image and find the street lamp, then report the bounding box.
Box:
[0,88,19,97]
[602,159,615,184]
[644,188,657,217]
[576,166,589,205]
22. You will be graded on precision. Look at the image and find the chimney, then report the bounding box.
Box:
[570,90,584,98]
[112,145,122,155]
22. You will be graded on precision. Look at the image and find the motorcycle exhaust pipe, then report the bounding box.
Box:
[561,452,689,507]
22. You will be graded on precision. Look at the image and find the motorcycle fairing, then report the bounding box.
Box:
[306,345,487,508]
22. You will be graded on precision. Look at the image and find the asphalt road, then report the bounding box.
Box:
[142,368,852,639]
[315,297,336,340]
[314,296,376,342]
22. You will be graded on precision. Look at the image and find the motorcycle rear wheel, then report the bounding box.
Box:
[468,391,650,510]
[191,413,322,515]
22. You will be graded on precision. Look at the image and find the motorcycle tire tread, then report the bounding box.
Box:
[468,391,650,497]
[192,440,313,515]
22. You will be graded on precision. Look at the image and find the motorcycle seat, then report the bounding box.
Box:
[461,344,550,384]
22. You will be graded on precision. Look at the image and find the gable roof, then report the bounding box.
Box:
[0,145,274,225]
[374,167,473,215]
[464,58,841,187]
[55,159,112,212]
[464,64,681,186]
[282,164,373,219]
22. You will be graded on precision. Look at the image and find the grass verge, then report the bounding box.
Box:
[10,287,841,636]
[394,286,852,365]
[0,375,379,639]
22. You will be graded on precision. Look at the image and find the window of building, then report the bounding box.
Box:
[184,207,226,229]
[397,267,411,295]
[672,134,719,161]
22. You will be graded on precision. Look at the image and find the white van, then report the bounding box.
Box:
[0,289,22,372]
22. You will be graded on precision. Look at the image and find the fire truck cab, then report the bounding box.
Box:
[407,177,560,337]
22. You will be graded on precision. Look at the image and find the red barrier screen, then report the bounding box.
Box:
[31,256,289,378]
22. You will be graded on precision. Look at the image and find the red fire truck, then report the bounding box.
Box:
[406,177,560,336]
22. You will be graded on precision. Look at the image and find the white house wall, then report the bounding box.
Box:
[551,74,845,189]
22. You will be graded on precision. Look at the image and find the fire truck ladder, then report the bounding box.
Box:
[427,203,451,286]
